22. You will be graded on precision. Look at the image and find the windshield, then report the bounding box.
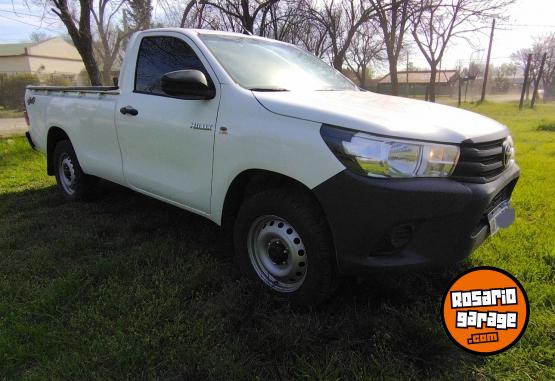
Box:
[199,34,358,92]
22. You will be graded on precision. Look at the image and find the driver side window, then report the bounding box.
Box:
[134,36,212,96]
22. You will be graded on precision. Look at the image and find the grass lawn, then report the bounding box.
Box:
[1,102,554,380]
[0,107,24,119]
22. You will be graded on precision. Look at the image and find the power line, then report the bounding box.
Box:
[0,9,58,21]
[0,15,63,33]
[453,56,515,62]
[496,23,555,28]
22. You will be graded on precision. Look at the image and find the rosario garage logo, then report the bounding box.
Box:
[441,267,529,355]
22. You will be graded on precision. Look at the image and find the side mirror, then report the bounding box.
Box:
[160,69,215,99]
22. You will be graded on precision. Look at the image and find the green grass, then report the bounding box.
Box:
[1,103,554,380]
[537,119,555,132]
[0,107,24,119]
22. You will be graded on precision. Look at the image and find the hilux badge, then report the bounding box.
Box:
[190,122,213,131]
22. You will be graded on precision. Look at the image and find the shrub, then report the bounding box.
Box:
[0,73,40,110]
[44,75,73,87]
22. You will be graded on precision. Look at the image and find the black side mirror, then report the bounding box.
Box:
[160,69,215,99]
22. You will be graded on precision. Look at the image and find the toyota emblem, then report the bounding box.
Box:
[502,139,513,166]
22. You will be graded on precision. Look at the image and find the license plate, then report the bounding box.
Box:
[487,201,515,236]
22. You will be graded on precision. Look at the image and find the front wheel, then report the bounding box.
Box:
[53,140,98,201]
[233,188,338,306]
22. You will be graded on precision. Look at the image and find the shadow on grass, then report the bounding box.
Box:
[0,182,484,380]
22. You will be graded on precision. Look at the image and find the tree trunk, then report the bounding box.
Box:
[389,57,399,96]
[525,75,533,101]
[180,0,197,27]
[360,64,367,88]
[428,66,437,102]
[53,0,102,86]
[241,0,254,33]
[73,40,102,86]
[333,54,345,71]
[102,56,115,85]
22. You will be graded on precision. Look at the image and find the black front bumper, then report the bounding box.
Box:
[313,164,520,275]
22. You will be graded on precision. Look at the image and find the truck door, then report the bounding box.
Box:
[115,34,219,214]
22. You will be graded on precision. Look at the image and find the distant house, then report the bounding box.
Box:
[0,37,85,83]
[377,70,459,96]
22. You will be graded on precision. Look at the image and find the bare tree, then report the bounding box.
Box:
[29,31,50,42]
[47,0,102,85]
[172,0,331,58]
[307,0,377,70]
[410,0,513,102]
[261,0,303,40]
[91,0,152,84]
[91,0,127,85]
[346,21,384,87]
[532,33,555,99]
[127,0,151,28]
[178,0,201,27]
[370,0,411,95]
[512,47,543,101]
[294,21,330,57]
[492,62,516,93]
[196,0,280,34]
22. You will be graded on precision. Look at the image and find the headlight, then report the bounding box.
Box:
[321,125,460,178]
[505,135,515,163]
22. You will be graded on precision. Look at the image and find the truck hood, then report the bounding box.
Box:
[253,90,507,144]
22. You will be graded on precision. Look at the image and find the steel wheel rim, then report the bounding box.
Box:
[59,153,76,195]
[247,215,307,292]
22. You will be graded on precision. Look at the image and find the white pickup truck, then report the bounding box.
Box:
[25,28,519,305]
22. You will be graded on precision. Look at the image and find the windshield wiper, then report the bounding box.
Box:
[249,87,290,92]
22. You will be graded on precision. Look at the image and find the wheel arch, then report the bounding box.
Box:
[220,169,332,239]
[46,126,70,175]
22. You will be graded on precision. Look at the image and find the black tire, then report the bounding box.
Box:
[233,188,338,306]
[53,140,98,201]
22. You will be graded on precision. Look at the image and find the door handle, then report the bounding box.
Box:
[120,105,138,116]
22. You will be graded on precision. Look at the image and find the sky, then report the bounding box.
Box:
[0,0,554,72]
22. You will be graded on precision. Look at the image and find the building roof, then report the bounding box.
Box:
[0,42,34,57]
[0,37,82,62]
[379,70,459,84]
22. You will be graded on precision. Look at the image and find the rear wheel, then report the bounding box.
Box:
[234,188,338,306]
[53,140,97,201]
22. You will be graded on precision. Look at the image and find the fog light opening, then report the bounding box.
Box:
[388,223,414,249]
[373,223,415,256]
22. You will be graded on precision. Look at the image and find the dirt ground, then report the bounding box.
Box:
[0,118,26,138]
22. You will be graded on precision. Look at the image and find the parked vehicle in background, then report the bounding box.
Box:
[25,29,520,305]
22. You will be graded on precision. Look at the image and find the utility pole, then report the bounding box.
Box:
[480,19,495,103]
[531,52,547,108]
[519,53,532,110]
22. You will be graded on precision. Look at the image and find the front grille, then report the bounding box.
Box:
[452,138,508,183]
